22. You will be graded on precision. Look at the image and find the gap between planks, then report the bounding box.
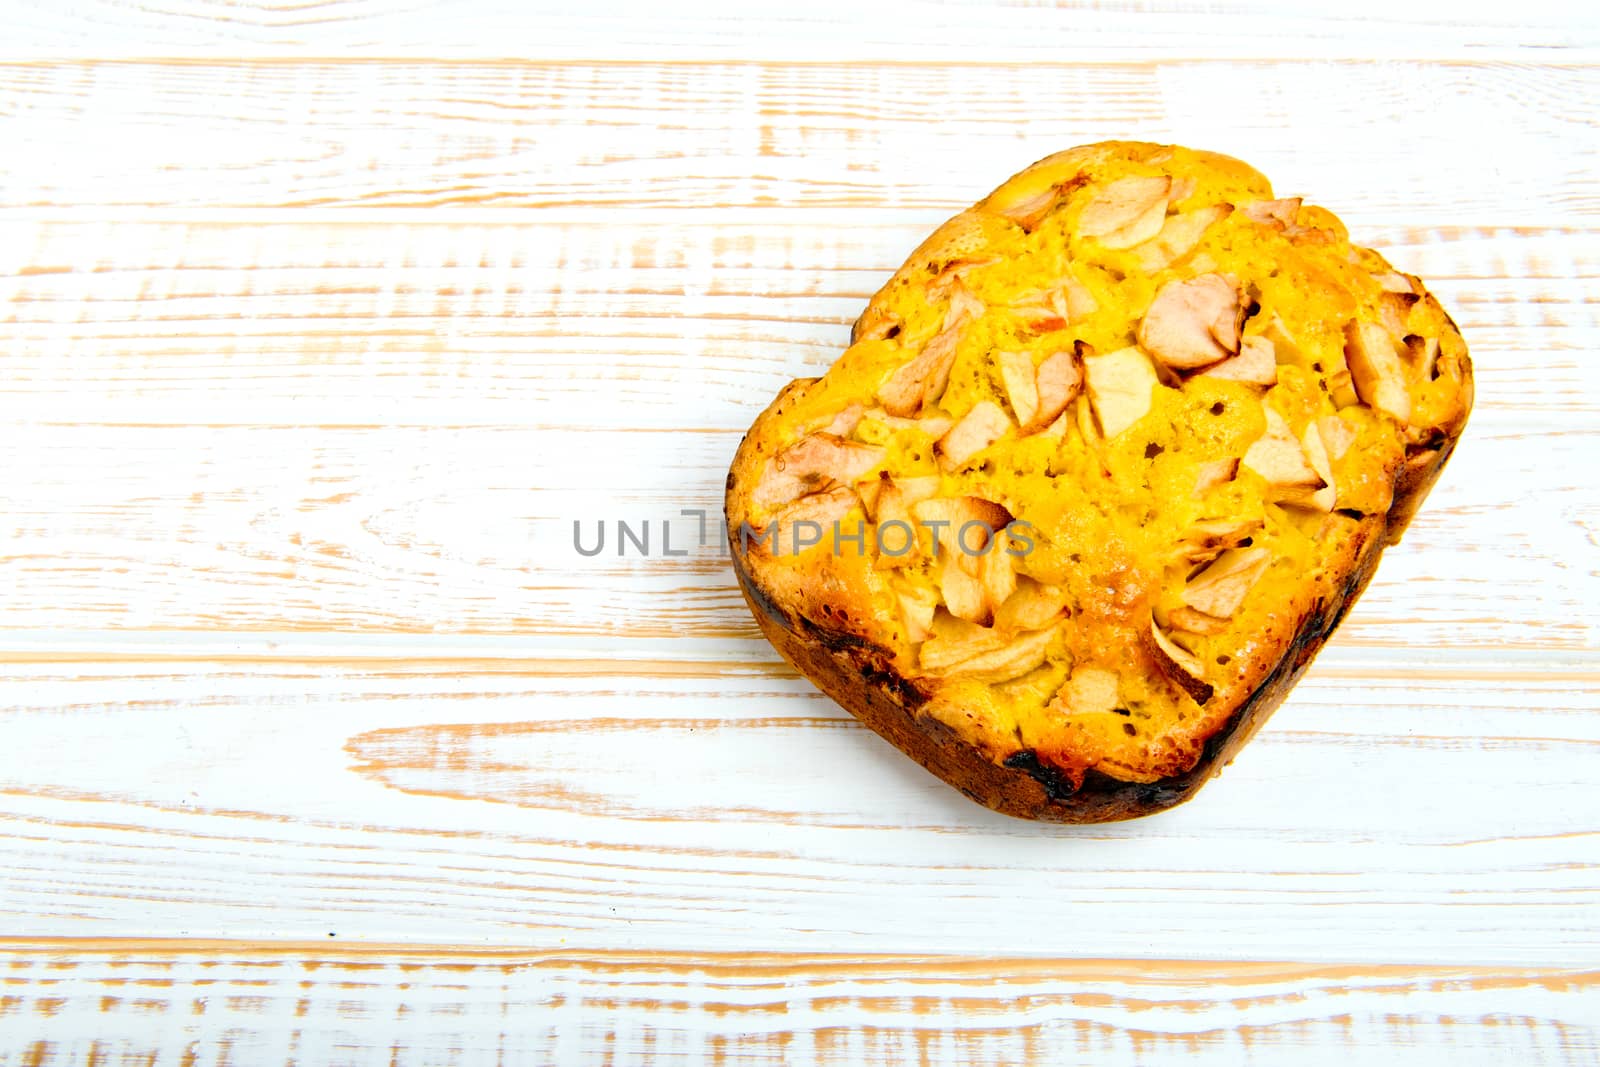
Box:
[3,55,1598,69]
[1,937,1595,985]
[2,210,1598,233]
[1,650,1598,686]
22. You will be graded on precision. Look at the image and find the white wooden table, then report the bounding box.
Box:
[1,3,1597,1063]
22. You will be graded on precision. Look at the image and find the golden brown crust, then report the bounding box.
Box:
[729,458,1399,823]
[726,141,1472,821]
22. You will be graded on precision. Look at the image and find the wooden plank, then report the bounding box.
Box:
[2,0,1594,59]
[0,654,1595,959]
[0,943,1594,1066]
[1,218,1593,425]
[0,415,1588,649]
[0,216,1592,646]
[0,61,1595,224]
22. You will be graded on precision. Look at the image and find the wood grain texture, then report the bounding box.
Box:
[0,943,1596,1066]
[1,218,1593,423]
[0,61,1595,223]
[1,1,1598,1061]
[0,417,1590,648]
[0,220,1593,647]
[2,0,1595,58]
[0,648,1597,963]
